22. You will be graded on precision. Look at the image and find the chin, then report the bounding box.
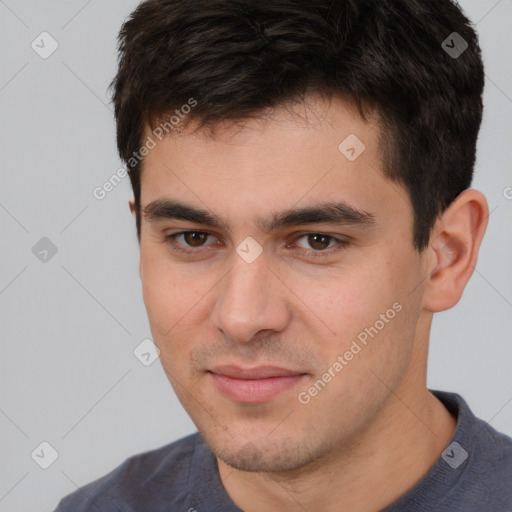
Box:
[201,428,328,473]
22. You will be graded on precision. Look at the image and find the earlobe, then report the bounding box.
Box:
[423,189,489,313]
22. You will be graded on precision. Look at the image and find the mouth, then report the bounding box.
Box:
[208,365,308,404]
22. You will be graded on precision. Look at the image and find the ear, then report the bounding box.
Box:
[128,197,142,276]
[422,189,489,312]
[128,197,136,217]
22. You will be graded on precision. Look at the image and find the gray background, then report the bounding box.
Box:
[1,1,511,510]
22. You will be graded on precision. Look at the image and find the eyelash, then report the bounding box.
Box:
[163,230,349,259]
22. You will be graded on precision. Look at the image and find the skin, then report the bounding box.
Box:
[131,95,488,512]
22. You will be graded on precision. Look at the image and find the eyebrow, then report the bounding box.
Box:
[142,199,376,232]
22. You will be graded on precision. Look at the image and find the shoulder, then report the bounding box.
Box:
[444,390,512,485]
[54,432,201,511]
[445,420,512,511]
[434,390,512,510]
[466,418,512,494]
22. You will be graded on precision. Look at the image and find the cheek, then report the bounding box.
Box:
[141,260,178,333]
[139,248,215,365]
[299,254,420,371]
[139,246,196,344]
[300,267,397,338]
[141,270,193,382]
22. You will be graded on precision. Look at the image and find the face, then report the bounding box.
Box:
[138,96,432,472]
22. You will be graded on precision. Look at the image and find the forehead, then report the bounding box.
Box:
[138,96,410,229]
[151,95,379,155]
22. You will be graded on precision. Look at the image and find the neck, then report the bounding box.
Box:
[218,384,457,512]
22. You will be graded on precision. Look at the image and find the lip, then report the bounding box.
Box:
[209,365,307,404]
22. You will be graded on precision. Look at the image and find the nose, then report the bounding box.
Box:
[210,250,291,344]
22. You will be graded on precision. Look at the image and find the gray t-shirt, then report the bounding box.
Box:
[54,390,512,511]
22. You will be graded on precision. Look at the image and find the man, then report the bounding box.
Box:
[55,0,512,510]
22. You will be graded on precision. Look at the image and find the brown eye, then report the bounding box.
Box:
[307,234,332,250]
[183,231,209,247]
